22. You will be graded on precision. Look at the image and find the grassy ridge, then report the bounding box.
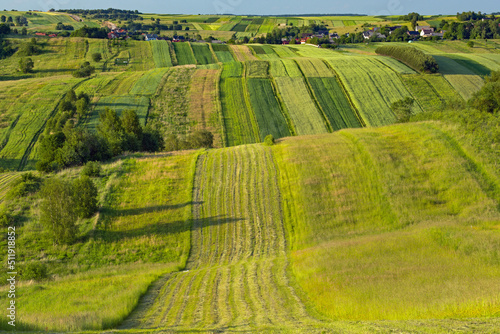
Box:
[133,145,316,330]
[274,122,500,320]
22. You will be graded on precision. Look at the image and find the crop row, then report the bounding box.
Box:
[150,40,173,68]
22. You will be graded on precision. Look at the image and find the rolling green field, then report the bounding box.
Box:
[1,30,500,333]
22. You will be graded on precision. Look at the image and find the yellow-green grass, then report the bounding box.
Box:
[85,39,116,71]
[73,73,118,97]
[231,18,252,32]
[274,77,328,136]
[133,145,317,330]
[2,11,99,31]
[274,122,500,320]
[374,56,417,74]
[230,45,258,62]
[173,42,197,65]
[308,77,362,130]
[221,61,243,78]
[0,263,178,331]
[86,95,150,132]
[423,74,464,103]
[289,45,340,58]
[258,18,277,33]
[0,152,198,330]
[212,44,236,63]
[401,74,446,112]
[295,58,334,77]
[245,60,269,78]
[247,78,291,140]
[458,54,500,72]
[191,43,216,65]
[149,68,196,138]
[434,55,484,100]
[326,57,420,126]
[443,54,493,76]
[220,78,259,146]
[270,59,302,77]
[128,40,155,71]
[150,40,173,68]
[0,76,82,170]
[129,68,169,96]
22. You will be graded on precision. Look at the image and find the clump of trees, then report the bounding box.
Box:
[91,52,102,62]
[375,45,439,73]
[56,22,74,30]
[468,71,500,113]
[19,57,34,73]
[17,38,42,56]
[70,26,108,39]
[40,176,98,244]
[163,129,214,151]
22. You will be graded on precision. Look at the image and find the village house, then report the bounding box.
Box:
[363,30,386,39]
[407,30,420,38]
[416,25,433,32]
[144,33,158,41]
[108,29,129,39]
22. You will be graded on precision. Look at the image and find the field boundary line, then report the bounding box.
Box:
[214,69,227,147]
[188,42,199,65]
[323,59,366,127]
[167,41,178,66]
[241,68,263,142]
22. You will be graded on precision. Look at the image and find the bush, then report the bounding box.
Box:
[19,57,34,73]
[91,52,102,62]
[72,61,95,78]
[264,134,275,146]
[375,45,438,73]
[468,71,500,113]
[73,176,98,219]
[6,173,42,199]
[391,97,415,122]
[188,129,214,149]
[81,161,101,177]
[21,262,47,280]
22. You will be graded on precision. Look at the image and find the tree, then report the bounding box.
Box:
[39,178,78,245]
[72,61,95,78]
[97,107,125,155]
[21,27,26,35]
[467,40,474,48]
[19,57,34,73]
[188,129,214,148]
[91,52,102,62]
[0,15,5,23]
[468,70,500,113]
[73,176,98,218]
[391,97,415,122]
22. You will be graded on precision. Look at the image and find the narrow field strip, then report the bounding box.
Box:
[129,68,169,96]
[150,40,173,68]
[191,43,216,65]
[173,42,197,65]
[274,77,328,136]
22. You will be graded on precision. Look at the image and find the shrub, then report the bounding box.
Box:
[19,57,34,73]
[91,52,102,62]
[81,161,101,177]
[375,45,438,73]
[21,262,48,280]
[468,71,500,113]
[391,97,415,122]
[73,176,98,219]
[264,134,275,146]
[6,173,42,199]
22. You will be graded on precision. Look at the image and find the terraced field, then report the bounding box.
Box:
[173,42,197,65]
[150,40,173,68]
[247,78,291,140]
[125,145,318,331]
[326,57,419,126]
[191,43,216,65]
[0,76,82,170]
[274,77,328,136]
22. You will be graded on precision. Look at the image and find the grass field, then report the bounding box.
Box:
[220,78,259,146]
[270,59,303,77]
[128,40,155,71]
[230,45,258,62]
[125,145,318,330]
[247,78,291,140]
[295,58,334,77]
[188,69,223,147]
[150,40,173,68]
[191,43,216,65]
[149,68,195,138]
[434,55,484,100]
[212,44,236,63]
[274,77,328,136]
[0,172,20,201]
[274,121,500,321]
[326,57,419,126]
[245,60,269,78]
[308,77,362,130]
[87,95,150,132]
[0,153,198,330]
[129,68,169,96]
[0,76,82,170]
[173,42,197,65]
[221,61,243,78]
